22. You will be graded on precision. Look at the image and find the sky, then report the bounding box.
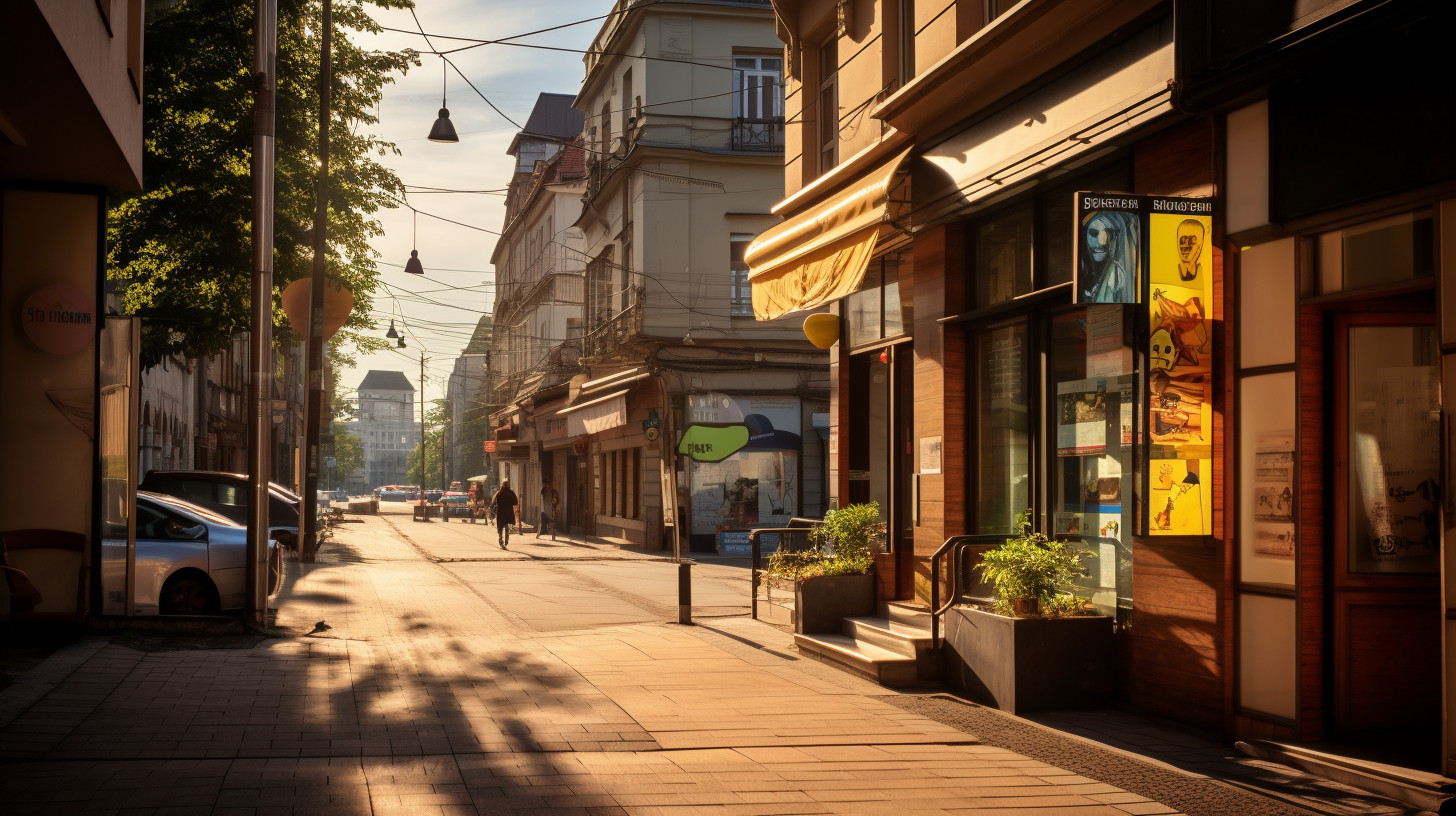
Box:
[341,0,603,405]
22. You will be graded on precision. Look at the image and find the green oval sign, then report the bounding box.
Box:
[677,424,749,462]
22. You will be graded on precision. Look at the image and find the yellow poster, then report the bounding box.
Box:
[1147,198,1214,535]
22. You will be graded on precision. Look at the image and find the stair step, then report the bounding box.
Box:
[882,601,934,630]
[844,616,932,659]
[1236,740,1455,815]
[794,632,920,687]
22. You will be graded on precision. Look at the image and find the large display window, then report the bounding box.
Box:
[681,394,802,552]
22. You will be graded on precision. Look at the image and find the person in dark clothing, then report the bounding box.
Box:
[491,479,518,549]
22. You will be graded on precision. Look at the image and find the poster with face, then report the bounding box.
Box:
[1147,197,1214,535]
[1075,194,1142,304]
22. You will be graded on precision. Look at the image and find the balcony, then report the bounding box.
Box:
[731,117,784,151]
[582,299,643,359]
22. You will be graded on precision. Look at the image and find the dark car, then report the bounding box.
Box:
[139,470,301,549]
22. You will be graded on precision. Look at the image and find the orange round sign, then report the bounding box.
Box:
[483,440,497,452]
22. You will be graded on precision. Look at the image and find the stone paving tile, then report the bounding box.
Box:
[0,514,1347,815]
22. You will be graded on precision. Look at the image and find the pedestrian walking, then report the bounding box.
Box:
[491,478,518,549]
[538,477,559,539]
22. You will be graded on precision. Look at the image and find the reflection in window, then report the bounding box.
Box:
[1317,211,1434,294]
[975,208,1033,307]
[847,253,910,346]
[974,322,1028,534]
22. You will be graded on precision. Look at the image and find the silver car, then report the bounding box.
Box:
[103,491,283,615]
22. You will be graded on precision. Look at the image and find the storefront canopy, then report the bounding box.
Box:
[558,388,628,437]
[745,148,912,321]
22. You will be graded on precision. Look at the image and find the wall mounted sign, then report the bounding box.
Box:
[1074,193,1143,304]
[21,284,94,355]
[1146,195,1214,536]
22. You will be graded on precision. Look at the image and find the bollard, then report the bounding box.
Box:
[678,560,693,625]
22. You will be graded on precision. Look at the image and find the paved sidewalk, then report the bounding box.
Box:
[0,512,1431,814]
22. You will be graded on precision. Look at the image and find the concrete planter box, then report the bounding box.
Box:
[943,605,1114,714]
[794,573,876,634]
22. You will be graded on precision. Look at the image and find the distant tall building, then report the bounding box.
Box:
[339,370,418,488]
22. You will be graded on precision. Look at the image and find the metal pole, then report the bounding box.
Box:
[300,0,332,562]
[246,0,277,626]
[420,351,428,518]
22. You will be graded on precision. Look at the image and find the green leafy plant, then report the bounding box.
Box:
[764,502,884,583]
[976,510,1091,617]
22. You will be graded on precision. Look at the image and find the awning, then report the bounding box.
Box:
[914,24,1173,224]
[745,148,912,320]
[559,388,628,436]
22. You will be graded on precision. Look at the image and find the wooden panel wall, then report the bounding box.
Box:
[1127,118,1225,731]
[911,224,967,604]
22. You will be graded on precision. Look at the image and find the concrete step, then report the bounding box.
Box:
[882,601,934,631]
[1236,739,1456,816]
[843,616,932,659]
[793,632,921,688]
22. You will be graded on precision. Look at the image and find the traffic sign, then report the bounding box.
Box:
[483,440,497,453]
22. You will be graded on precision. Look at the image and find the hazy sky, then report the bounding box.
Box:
[343,0,602,404]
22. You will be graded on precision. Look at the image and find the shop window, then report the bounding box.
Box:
[1314,210,1434,295]
[600,448,641,521]
[846,252,911,347]
[974,208,1033,307]
[973,321,1029,534]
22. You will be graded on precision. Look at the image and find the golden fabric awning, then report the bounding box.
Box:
[746,148,911,321]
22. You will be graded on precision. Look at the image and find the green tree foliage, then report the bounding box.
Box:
[109,0,418,365]
[331,424,364,482]
[406,399,450,488]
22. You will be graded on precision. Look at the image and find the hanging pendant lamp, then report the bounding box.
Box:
[428,59,459,143]
[386,319,399,339]
[397,336,407,348]
[404,208,424,274]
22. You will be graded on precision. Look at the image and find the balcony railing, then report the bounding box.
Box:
[582,299,643,359]
[731,117,784,151]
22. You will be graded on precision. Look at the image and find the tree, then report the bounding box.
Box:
[109,0,417,365]
[407,399,450,488]
[331,424,365,484]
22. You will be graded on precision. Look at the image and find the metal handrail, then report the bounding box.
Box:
[748,518,821,620]
[929,533,1004,650]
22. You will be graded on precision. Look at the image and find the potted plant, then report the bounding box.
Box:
[942,510,1115,714]
[763,502,883,634]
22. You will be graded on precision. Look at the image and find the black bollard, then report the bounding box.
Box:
[678,560,693,625]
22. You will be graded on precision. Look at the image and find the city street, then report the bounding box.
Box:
[0,505,1425,814]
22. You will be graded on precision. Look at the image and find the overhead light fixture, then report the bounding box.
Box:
[404,208,423,274]
[397,336,407,348]
[682,328,694,345]
[385,319,399,339]
[428,59,459,143]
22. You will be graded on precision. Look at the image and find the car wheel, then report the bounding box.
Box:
[160,573,218,615]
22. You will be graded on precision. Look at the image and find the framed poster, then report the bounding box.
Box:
[1075,193,1142,304]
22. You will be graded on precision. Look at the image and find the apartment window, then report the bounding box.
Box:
[818,35,839,172]
[734,56,783,119]
[730,234,754,316]
[622,69,634,135]
[601,102,613,156]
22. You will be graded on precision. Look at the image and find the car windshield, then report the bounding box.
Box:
[140,491,240,527]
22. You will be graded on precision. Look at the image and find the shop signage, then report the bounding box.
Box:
[21,283,94,355]
[678,424,750,462]
[483,440,497,453]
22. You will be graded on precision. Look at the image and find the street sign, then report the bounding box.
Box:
[483,440,497,453]
[325,456,337,469]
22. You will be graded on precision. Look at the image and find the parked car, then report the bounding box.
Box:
[378,487,410,502]
[102,491,283,615]
[424,489,444,503]
[330,489,350,504]
[440,493,473,520]
[139,470,301,550]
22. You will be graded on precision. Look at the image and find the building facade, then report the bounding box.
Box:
[754,0,1455,777]
[1,0,145,618]
[342,370,419,490]
[534,0,829,552]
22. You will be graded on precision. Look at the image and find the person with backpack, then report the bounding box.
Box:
[491,478,518,549]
